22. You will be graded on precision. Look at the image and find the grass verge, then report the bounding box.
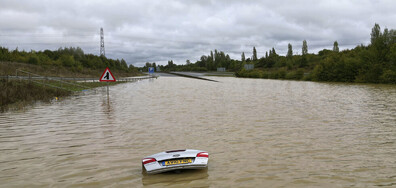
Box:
[1,79,69,112]
[0,79,124,112]
[1,61,142,112]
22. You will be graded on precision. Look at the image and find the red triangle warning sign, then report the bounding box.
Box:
[99,67,116,82]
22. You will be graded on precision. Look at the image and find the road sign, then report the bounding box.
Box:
[100,67,116,82]
[148,67,154,74]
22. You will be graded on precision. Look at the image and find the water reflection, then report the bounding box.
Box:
[102,94,113,116]
[142,169,209,186]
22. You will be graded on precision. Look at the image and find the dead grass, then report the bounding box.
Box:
[0,79,71,112]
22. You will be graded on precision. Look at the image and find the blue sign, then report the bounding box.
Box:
[148,67,154,74]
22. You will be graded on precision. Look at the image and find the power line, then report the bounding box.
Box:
[0,41,98,45]
[0,34,96,37]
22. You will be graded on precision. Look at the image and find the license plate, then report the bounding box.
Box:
[163,159,192,166]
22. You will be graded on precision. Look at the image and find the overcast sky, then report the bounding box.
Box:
[1,0,396,66]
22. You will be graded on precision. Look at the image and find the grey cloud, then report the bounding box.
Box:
[1,0,396,66]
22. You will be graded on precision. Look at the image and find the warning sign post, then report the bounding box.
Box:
[99,68,116,99]
[100,67,116,82]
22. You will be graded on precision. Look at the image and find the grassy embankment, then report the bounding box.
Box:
[0,61,141,112]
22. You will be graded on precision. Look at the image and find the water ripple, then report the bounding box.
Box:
[0,78,395,187]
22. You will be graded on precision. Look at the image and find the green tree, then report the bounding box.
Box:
[252,47,257,61]
[333,41,339,52]
[0,47,10,61]
[167,60,174,67]
[269,48,277,57]
[60,55,75,67]
[287,43,293,58]
[302,40,308,55]
[298,55,308,68]
[120,59,128,70]
[371,23,381,44]
[28,54,40,65]
[241,52,245,62]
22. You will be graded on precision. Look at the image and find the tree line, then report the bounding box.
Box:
[142,49,242,72]
[0,46,139,73]
[144,23,395,84]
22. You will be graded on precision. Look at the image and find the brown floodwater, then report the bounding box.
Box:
[1,77,395,187]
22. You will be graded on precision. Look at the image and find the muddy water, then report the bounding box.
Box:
[1,77,395,187]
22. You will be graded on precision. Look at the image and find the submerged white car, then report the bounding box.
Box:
[142,149,209,174]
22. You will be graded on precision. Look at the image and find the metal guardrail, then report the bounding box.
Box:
[1,70,92,92]
[0,75,158,82]
[2,75,96,81]
[1,70,159,91]
[117,75,158,82]
[20,69,91,90]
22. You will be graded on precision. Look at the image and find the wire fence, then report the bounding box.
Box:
[15,70,91,92]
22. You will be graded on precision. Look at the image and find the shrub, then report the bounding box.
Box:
[380,70,396,84]
[28,55,39,65]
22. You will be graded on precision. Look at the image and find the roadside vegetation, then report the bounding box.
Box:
[143,23,396,84]
[0,79,123,112]
[0,79,69,112]
[0,47,142,112]
[0,46,141,77]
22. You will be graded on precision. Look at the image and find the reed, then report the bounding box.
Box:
[0,79,70,112]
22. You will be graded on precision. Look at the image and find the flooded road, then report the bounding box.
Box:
[1,77,395,187]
